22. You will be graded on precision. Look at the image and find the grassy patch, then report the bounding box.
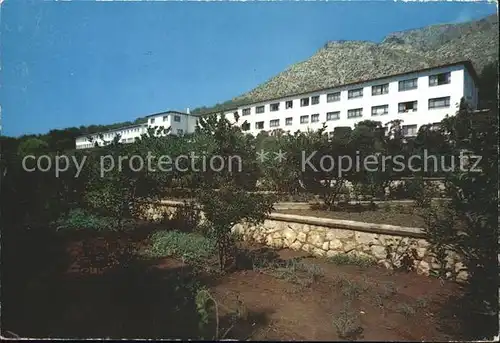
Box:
[415,296,430,309]
[334,277,370,301]
[397,303,416,319]
[332,302,364,340]
[380,281,398,298]
[145,230,216,264]
[259,257,324,287]
[327,253,377,268]
[54,208,132,231]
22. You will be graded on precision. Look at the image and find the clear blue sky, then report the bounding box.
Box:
[0,0,496,137]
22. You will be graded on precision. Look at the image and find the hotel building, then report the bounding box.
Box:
[75,60,478,149]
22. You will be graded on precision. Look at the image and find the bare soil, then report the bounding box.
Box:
[277,206,427,228]
[2,227,461,340]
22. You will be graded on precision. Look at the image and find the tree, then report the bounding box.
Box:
[17,138,49,156]
[195,113,274,270]
[285,126,353,208]
[348,120,389,201]
[194,112,260,190]
[419,100,499,339]
[199,185,274,271]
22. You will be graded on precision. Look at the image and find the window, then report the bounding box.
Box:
[347,108,363,118]
[177,129,184,135]
[327,111,340,121]
[372,83,389,95]
[371,105,389,116]
[255,121,264,130]
[256,106,265,114]
[150,118,155,124]
[398,101,418,113]
[163,116,168,121]
[429,72,451,86]
[300,98,310,107]
[285,117,293,126]
[311,96,320,105]
[348,88,363,99]
[403,124,418,137]
[241,122,250,131]
[285,100,293,109]
[399,78,418,91]
[327,92,340,102]
[300,115,309,124]
[270,103,280,112]
[174,115,181,122]
[311,114,320,123]
[428,96,450,109]
[270,119,280,127]
[242,108,251,116]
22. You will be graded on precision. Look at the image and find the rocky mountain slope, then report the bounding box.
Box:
[192,14,498,114]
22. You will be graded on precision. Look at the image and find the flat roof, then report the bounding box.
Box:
[198,60,479,115]
[75,111,200,139]
[144,110,199,118]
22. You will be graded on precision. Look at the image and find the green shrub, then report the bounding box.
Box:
[332,302,364,339]
[146,230,216,264]
[327,253,376,268]
[53,208,123,231]
[199,185,275,271]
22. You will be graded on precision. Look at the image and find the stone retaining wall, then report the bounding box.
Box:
[139,200,466,281]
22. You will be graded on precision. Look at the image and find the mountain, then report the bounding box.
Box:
[191,14,498,115]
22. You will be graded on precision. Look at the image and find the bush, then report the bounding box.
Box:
[146,230,216,264]
[53,208,124,231]
[418,102,499,339]
[327,253,376,268]
[199,185,275,271]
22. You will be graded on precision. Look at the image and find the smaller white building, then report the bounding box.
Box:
[144,110,199,137]
[75,110,199,149]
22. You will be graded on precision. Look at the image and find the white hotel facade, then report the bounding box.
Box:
[75,61,479,149]
[75,110,198,149]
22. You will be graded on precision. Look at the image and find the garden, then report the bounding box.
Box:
[1,99,497,340]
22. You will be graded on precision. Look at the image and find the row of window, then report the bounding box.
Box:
[263,123,420,138]
[242,97,451,130]
[149,115,182,124]
[78,126,185,146]
[77,127,144,142]
[241,72,451,116]
[100,127,142,139]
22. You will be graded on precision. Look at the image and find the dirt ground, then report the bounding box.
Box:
[276,206,427,228]
[3,228,461,340]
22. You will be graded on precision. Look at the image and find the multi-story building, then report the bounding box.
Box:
[219,60,479,138]
[75,110,198,149]
[75,60,478,149]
